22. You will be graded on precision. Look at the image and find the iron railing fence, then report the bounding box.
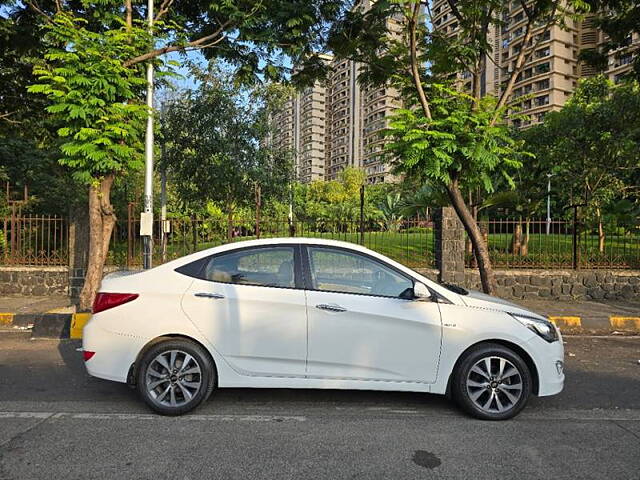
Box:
[467,218,640,269]
[3,214,637,271]
[0,215,68,266]
[107,217,436,270]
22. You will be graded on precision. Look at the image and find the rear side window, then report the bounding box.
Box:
[177,246,297,289]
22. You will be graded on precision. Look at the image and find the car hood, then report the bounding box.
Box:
[459,289,546,320]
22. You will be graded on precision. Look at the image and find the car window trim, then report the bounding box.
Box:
[175,243,305,291]
[301,244,416,300]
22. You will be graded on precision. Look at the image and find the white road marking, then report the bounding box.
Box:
[0,412,306,422]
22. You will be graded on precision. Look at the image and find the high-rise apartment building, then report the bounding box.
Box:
[326,58,362,181]
[295,55,332,183]
[267,56,332,183]
[432,0,638,128]
[270,53,400,185]
[271,1,403,185]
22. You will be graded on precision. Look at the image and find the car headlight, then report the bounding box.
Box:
[510,313,558,343]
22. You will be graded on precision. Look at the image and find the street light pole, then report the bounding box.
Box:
[546,173,553,235]
[141,0,154,269]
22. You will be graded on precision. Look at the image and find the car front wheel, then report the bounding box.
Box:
[136,338,216,416]
[453,343,532,420]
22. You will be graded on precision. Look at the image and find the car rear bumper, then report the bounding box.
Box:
[82,318,141,383]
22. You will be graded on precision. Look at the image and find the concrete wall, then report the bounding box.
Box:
[0,267,69,296]
[416,268,640,301]
[1,259,638,303]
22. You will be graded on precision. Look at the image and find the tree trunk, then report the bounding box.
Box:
[511,221,522,255]
[446,178,497,295]
[520,218,530,256]
[78,175,116,312]
[227,205,234,242]
[470,194,479,268]
[190,214,198,252]
[597,208,605,254]
[255,184,261,239]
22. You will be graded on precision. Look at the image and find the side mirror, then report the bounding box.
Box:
[413,282,432,301]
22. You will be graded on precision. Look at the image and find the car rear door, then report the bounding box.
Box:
[180,244,307,377]
[303,245,442,383]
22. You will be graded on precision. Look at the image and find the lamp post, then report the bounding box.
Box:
[546,173,553,235]
[141,0,154,269]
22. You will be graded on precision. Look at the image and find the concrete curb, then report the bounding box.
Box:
[0,313,90,339]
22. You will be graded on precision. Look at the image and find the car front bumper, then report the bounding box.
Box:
[527,332,565,397]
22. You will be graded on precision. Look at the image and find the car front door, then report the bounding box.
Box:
[303,245,442,383]
[180,244,307,377]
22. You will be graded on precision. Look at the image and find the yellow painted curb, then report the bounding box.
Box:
[549,316,582,329]
[610,316,640,331]
[0,313,14,326]
[70,313,92,339]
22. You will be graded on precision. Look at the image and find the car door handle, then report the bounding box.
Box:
[316,303,347,313]
[194,292,225,299]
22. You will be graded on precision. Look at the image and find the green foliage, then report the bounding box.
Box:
[385,86,529,193]
[520,76,640,222]
[377,192,404,232]
[292,168,382,223]
[28,12,150,184]
[159,66,292,213]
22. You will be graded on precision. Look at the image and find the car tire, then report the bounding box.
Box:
[452,343,532,421]
[136,338,216,416]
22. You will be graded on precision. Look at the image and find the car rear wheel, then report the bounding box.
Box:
[136,338,216,416]
[453,343,532,420]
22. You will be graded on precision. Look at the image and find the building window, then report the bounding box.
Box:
[534,95,549,107]
[535,62,550,74]
[536,79,550,90]
[535,47,550,58]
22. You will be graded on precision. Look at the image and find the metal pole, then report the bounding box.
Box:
[572,205,578,270]
[160,169,167,263]
[141,0,154,269]
[359,184,365,245]
[546,173,552,235]
[288,182,294,237]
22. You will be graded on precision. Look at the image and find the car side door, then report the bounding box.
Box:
[179,244,308,377]
[303,245,442,383]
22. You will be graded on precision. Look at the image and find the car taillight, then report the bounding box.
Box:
[83,351,95,361]
[92,292,139,314]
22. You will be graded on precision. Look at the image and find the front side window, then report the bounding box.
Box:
[307,247,413,298]
[201,247,296,288]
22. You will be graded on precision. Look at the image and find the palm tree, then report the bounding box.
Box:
[377,193,405,232]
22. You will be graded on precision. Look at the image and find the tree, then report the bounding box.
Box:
[24,0,346,310]
[377,192,404,232]
[520,76,640,252]
[301,0,575,294]
[159,66,292,240]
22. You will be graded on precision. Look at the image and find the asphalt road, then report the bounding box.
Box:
[0,332,639,480]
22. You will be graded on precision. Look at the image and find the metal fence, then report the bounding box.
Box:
[468,218,640,269]
[2,213,638,271]
[1,215,68,266]
[107,217,437,270]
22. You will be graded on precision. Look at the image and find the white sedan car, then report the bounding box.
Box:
[83,238,564,420]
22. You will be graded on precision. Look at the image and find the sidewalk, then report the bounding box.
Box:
[514,298,640,333]
[0,296,73,315]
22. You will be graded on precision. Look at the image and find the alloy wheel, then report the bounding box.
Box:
[145,350,203,408]
[465,356,523,414]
